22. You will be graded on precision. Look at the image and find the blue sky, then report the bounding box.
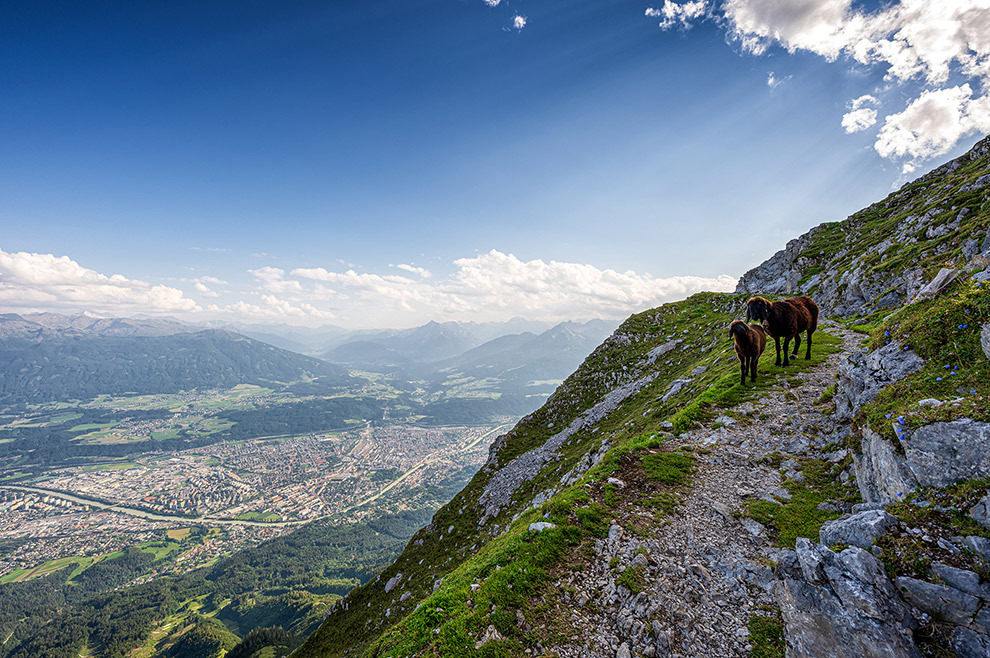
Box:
[2,0,988,327]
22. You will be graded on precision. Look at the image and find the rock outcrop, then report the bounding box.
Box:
[773,539,919,658]
[833,341,924,422]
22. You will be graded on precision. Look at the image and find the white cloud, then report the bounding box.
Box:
[670,0,990,165]
[291,249,735,325]
[208,296,335,322]
[0,248,200,314]
[194,281,220,298]
[841,94,880,132]
[512,14,526,30]
[482,0,501,6]
[766,71,791,89]
[0,247,736,328]
[395,263,432,278]
[647,0,708,30]
[249,266,303,294]
[874,84,990,160]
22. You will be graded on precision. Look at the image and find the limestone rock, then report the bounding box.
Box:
[913,268,958,301]
[930,563,990,600]
[856,420,990,504]
[475,624,503,649]
[528,521,557,533]
[384,573,403,593]
[953,627,990,658]
[899,419,990,488]
[854,425,918,503]
[969,494,990,530]
[834,342,924,421]
[982,323,990,362]
[819,510,897,549]
[896,577,980,626]
[773,539,919,657]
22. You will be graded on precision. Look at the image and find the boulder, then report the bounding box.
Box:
[856,420,990,504]
[834,342,924,421]
[854,425,918,503]
[895,577,980,626]
[952,627,990,658]
[913,268,958,302]
[930,563,990,600]
[528,521,557,533]
[773,539,919,657]
[384,573,403,593]
[819,510,897,548]
[969,494,990,530]
[899,419,990,488]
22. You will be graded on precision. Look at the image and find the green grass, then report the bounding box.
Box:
[861,278,990,440]
[640,452,694,485]
[746,457,860,547]
[875,477,990,581]
[616,565,646,594]
[748,615,785,658]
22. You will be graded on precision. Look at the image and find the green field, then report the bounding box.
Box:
[82,462,140,472]
[69,422,118,432]
[0,555,94,584]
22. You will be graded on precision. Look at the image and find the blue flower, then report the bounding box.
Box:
[945,365,951,369]
[885,331,890,336]
[970,390,977,394]
[885,414,892,418]
[936,377,942,381]
[897,416,906,424]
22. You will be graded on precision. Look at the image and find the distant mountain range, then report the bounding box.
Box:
[0,312,617,409]
[0,315,353,403]
[0,312,195,340]
[318,318,617,399]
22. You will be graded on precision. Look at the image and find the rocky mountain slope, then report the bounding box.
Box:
[296,134,990,658]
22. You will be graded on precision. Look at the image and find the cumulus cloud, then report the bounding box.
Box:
[395,263,432,278]
[842,94,880,132]
[249,266,303,294]
[286,249,735,325]
[481,0,501,6]
[0,248,199,314]
[875,84,990,160]
[512,14,526,30]
[647,0,708,30]
[0,247,736,327]
[194,281,220,298]
[208,296,335,322]
[660,0,990,165]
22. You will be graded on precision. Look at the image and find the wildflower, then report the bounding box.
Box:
[936,377,943,381]
[885,414,892,418]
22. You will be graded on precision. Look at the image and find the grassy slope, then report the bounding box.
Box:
[299,135,990,658]
[795,135,990,297]
[297,293,843,657]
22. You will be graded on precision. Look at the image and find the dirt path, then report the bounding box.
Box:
[547,323,862,658]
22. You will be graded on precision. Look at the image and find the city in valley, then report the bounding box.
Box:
[0,422,506,586]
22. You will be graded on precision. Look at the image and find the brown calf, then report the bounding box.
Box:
[729,320,767,385]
